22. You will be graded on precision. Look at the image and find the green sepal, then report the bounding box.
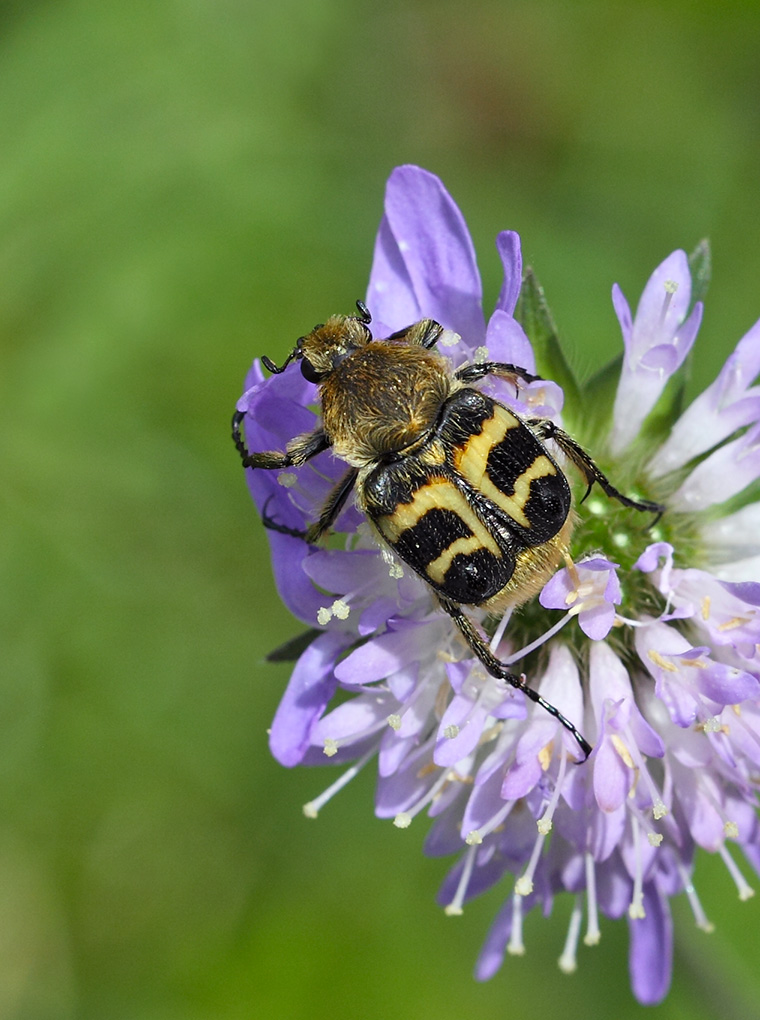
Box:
[689,239,711,308]
[266,628,321,662]
[580,351,624,446]
[515,267,582,413]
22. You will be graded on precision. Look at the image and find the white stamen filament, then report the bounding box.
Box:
[676,861,715,933]
[515,779,557,896]
[696,775,740,839]
[629,802,665,849]
[718,842,755,901]
[322,712,393,757]
[619,720,668,819]
[558,897,583,973]
[394,767,452,829]
[507,892,526,955]
[392,666,446,733]
[302,745,377,818]
[489,608,513,654]
[504,611,575,665]
[444,843,478,916]
[584,854,601,945]
[475,717,523,780]
[452,678,491,733]
[628,817,646,919]
[660,278,678,325]
[538,750,568,834]
[613,613,649,627]
[465,799,516,846]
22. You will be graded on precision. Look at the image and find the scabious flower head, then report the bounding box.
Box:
[235,165,760,1005]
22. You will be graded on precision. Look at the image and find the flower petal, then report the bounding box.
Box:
[334,620,443,684]
[367,165,486,340]
[484,309,535,373]
[610,250,702,454]
[671,421,760,510]
[628,884,673,1005]
[269,630,354,766]
[494,230,523,316]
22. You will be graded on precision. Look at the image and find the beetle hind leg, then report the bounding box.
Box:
[528,418,665,523]
[439,598,592,760]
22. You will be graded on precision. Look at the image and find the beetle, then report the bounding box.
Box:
[233,301,664,758]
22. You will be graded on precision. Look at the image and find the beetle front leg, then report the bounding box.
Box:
[232,410,330,470]
[387,319,445,349]
[438,597,592,760]
[455,361,541,388]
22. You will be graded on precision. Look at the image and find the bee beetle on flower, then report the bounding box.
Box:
[233,165,760,1005]
[233,300,662,758]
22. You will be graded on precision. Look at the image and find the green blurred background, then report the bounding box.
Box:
[2,1,760,1017]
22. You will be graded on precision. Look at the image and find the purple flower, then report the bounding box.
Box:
[235,166,760,1005]
[539,557,621,639]
[609,250,703,455]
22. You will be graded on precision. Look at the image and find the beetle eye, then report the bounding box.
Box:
[300,357,324,384]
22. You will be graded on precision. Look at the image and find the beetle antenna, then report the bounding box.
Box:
[262,349,298,375]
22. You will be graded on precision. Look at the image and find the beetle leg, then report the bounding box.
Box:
[260,470,358,544]
[232,410,330,470]
[439,597,592,760]
[261,469,357,543]
[234,410,342,541]
[261,497,308,538]
[387,319,444,349]
[305,468,359,543]
[455,361,541,390]
[527,418,666,523]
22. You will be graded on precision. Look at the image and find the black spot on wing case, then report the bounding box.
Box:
[442,389,572,546]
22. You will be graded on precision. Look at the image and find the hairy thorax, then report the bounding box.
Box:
[321,343,453,466]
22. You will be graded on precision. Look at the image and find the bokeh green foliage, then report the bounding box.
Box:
[2,1,760,1017]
